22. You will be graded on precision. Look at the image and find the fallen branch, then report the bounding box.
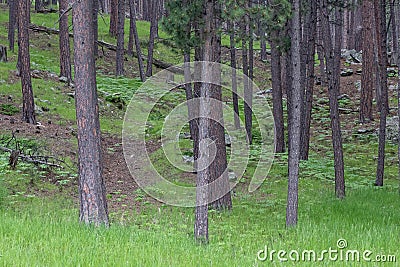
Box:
[28,23,183,74]
[0,146,64,169]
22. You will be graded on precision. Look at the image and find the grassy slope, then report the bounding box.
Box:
[0,5,400,266]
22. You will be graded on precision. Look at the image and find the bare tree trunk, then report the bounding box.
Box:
[59,0,72,84]
[269,30,285,153]
[241,12,252,144]
[320,1,345,198]
[375,0,389,187]
[128,0,145,81]
[300,0,317,160]
[146,0,158,77]
[18,0,36,124]
[228,21,240,129]
[390,0,398,65]
[116,0,125,76]
[360,0,374,123]
[246,6,254,145]
[93,0,99,58]
[286,0,301,227]
[72,0,109,226]
[8,0,17,52]
[109,0,118,37]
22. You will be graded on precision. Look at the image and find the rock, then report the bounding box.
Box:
[355,80,361,91]
[182,155,194,164]
[356,68,362,75]
[34,105,44,114]
[225,134,231,147]
[378,116,400,142]
[357,128,374,134]
[389,84,398,91]
[341,68,354,77]
[67,92,75,98]
[341,49,362,64]
[179,132,192,139]
[338,94,350,100]
[59,76,68,83]
[228,171,237,182]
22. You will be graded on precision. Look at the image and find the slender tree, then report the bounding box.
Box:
[286,0,301,227]
[59,0,72,84]
[300,0,317,160]
[72,0,109,226]
[93,0,99,57]
[360,0,374,123]
[320,0,345,198]
[18,0,36,124]
[128,0,146,81]
[146,0,159,77]
[375,0,389,186]
[116,0,125,76]
[110,0,118,36]
[8,0,17,52]
[228,20,240,129]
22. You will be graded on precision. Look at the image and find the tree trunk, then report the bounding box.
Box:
[146,0,158,77]
[109,0,118,37]
[93,0,99,58]
[72,0,110,226]
[59,0,72,84]
[35,0,42,11]
[228,21,240,129]
[375,0,388,186]
[8,0,17,52]
[286,0,301,227]
[18,0,36,124]
[300,0,317,160]
[241,13,251,144]
[360,0,374,123]
[208,1,231,211]
[269,31,285,153]
[0,45,7,62]
[246,6,254,145]
[128,0,145,81]
[116,0,125,76]
[321,1,345,198]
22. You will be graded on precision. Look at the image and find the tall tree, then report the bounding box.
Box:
[128,0,146,81]
[93,0,99,57]
[375,0,388,186]
[72,0,109,226]
[300,0,317,160]
[8,0,17,52]
[109,0,118,36]
[18,0,36,124]
[286,0,301,227]
[116,0,125,76]
[320,0,345,198]
[59,0,72,84]
[146,0,159,77]
[360,0,374,123]
[228,20,241,129]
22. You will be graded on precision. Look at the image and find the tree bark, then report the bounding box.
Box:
[269,31,285,153]
[109,0,118,37]
[146,0,158,77]
[228,21,240,129]
[93,0,99,57]
[375,0,388,187]
[72,0,109,226]
[128,0,146,81]
[116,0,125,76]
[59,0,72,84]
[300,0,317,160]
[0,45,7,62]
[286,0,301,227]
[360,0,374,123]
[8,0,18,52]
[18,0,36,124]
[320,1,345,198]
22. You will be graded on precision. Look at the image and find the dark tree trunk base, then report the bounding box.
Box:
[0,45,7,62]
